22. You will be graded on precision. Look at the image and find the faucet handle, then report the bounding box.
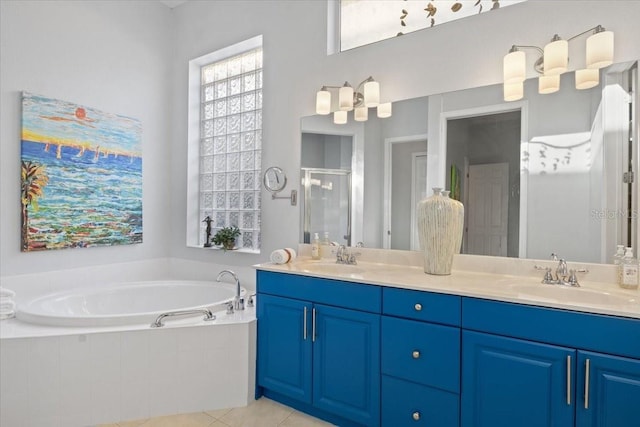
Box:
[534,265,554,283]
[247,293,256,308]
[225,301,234,315]
[567,269,588,287]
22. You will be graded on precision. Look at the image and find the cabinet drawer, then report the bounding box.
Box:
[382,375,459,427]
[257,270,381,313]
[382,316,460,393]
[383,287,461,326]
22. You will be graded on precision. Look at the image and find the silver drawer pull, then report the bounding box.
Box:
[414,303,422,311]
[412,350,421,359]
[412,411,420,421]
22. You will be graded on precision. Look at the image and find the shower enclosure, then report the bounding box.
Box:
[301,168,352,246]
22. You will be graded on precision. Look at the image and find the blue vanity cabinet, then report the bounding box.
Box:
[462,297,640,427]
[576,351,640,427]
[257,271,382,427]
[461,330,575,427]
[257,294,312,403]
[312,303,381,426]
[381,287,462,427]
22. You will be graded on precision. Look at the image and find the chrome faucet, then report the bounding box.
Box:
[335,245,360,265]
[216,270,244,310]
[534,253,588,287]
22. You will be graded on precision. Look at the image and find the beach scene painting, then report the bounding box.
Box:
[21,92,143,251]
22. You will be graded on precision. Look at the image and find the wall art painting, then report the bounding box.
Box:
[21,92,142,251]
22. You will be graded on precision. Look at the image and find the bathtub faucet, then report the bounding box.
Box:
[216,270,244,311]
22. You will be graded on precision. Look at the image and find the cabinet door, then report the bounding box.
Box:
[462,331,574,427]
[577,351,640,427]
[312,304,381,427]
[257,294,312,403]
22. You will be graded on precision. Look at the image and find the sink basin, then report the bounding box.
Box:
[507,284,638,306]
[296,262,367,276]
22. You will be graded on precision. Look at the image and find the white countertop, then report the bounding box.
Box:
[255,255,640,320]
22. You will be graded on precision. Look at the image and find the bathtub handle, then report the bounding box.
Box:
[151,309,216,328]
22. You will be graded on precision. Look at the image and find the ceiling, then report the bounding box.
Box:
[159,0,188,8]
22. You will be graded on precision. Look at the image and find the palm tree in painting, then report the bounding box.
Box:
[21,160,49,250]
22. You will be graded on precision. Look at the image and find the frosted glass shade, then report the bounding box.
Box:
[539,74,560,94]
[377,102,392,118]
[586,30,614,69]
[364,81,380,107]
[543,38,568,75]
[339,85,354,111]
[333,110,347,124]
[354,106,368,121]
[503,82,523,102]
[503,50,526,84]
[316,90,331,115]
[575,68,599,90]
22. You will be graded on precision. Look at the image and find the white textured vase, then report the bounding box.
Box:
[417,188,464,275]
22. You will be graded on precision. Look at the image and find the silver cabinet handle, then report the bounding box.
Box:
[312,308,316,342]
[412,350,420,359]
[584,358,590,409]
[303,306,307,340]
[414,303,422,311]
[567,355,572,405]
[412,411,420,421]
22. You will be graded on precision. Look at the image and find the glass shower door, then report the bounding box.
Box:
[301,168,352,246]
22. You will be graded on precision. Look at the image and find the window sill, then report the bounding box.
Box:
[187,244,260,255]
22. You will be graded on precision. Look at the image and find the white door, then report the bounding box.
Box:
[467,163,509,256]
[411,153,428,250]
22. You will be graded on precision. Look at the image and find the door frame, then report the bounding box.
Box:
[439,101,528,258]
[383,134,429,249]
[410,152,428,251]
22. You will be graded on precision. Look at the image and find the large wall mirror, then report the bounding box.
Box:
[300,60,638,264]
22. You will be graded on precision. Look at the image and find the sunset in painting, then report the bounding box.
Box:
[20,92,143,251]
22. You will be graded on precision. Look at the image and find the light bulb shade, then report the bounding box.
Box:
[503,82,523,102]
[575,68,599,90]
[539,74,560,94]
[316,90,331,115]
[364,81,380,107]
[503,50,526,84]
[543,38,568,76]
[339,85,354,111]
[377,102,392,118]
[354,106,368,121]
[586,30,614,69]
[333,110,347,124]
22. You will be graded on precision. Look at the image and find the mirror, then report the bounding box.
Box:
[263,166,288,193]
[300,60,638,264]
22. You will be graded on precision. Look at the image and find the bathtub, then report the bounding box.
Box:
[1,274,256,427]
[16,280,244,327]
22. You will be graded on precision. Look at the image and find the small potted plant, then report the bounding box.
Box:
[212,226,241,251]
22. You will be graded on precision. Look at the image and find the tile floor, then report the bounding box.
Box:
[99,397,336,427]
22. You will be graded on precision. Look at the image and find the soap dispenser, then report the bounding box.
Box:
[320,231,331,257]
[619,247,639,290]
[311,233,321,260]
[613,245,625,265]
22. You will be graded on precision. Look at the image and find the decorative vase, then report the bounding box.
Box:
[417,188,464,275]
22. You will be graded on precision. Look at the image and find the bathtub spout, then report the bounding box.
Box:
[216,270,244,311]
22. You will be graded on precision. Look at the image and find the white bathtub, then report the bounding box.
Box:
[16,280,244,327]
[2,273,256,427]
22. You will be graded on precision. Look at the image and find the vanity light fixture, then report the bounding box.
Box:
[503,25,614,101]
[315,76,392,124]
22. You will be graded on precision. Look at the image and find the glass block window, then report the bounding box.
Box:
[198,47,262,250]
